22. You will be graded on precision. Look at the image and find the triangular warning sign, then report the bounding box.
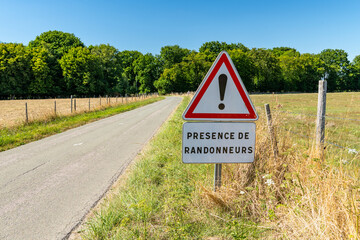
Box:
[183,51,258,121]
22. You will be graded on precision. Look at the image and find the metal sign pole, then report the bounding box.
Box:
[214,163,222,191]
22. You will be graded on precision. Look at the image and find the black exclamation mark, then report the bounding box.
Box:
[218,74,227,110]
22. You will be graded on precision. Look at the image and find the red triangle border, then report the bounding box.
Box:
[184,52,257,120]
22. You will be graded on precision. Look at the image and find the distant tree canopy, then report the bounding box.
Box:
[28,30,85,58]
[28,30,85,95]
[0,43,31,96]
[0,31,359,98]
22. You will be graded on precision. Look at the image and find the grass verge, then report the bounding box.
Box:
[0,97,163,152]
[79,93,359,239]
[78,96,263,239]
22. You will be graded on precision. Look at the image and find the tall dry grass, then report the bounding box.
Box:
[0,96,148,128]
[203,106,359,239]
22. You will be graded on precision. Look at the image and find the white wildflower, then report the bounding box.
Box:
[240,191,245,195]
[265,179,275,186]
[341,159,348,165]
[262,174,270,179]
[348,148,358,154]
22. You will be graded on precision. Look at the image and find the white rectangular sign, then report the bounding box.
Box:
[182,122,256,164]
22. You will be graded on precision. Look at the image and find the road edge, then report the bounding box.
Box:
[66,96,183,240]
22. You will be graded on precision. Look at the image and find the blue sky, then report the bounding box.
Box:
[1,0,360,61]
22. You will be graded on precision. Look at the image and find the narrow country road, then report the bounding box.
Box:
[0,96,181,240]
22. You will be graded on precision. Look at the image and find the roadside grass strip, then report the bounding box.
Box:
[81,93,359,239]
[0,97,163,152]
[80,96,263,239]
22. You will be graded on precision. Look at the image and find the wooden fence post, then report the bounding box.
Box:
[74,99,76,112]
[71,95,73,113]
[25,102,28,124]
[315,80,327,159]
[265,104,279,158]
[54,100,57,115]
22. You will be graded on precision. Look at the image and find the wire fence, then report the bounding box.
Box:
[0,93,159,128]
[281,127,358,154]
[274,110,360,122]
[270,109,359,155]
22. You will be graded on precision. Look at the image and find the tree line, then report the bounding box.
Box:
[0,30,359,98]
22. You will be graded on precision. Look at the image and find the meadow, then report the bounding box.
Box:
[251,92,359,167]
[77,92,359,239]
[0,95,149,128]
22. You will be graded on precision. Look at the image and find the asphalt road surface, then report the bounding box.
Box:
[0,96,181,240]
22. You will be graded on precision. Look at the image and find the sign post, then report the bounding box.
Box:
[214,164,222,190]
[182,51,258,191]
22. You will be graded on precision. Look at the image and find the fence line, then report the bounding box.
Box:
[0,93,160,128]
[258,104,359,154]
[281,127,358,154]
[283,126,358,182]
[273,109,360,122]
[255,104,359,153]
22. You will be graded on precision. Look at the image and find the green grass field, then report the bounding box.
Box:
[252,92,359,165]
[77,92,359,239]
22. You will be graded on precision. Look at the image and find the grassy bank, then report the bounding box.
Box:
[78,96,263,239]
[0,97,163,152]
[79,93,359,239]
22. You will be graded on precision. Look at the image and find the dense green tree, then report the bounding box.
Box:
[133,53,162,93]
[350,55,360,90]
[154,52,211,94]
[199,41,249,54]
[279,54,324,92]
[114,72,130,96]
[199,41,249,62]
[89,44,122,93]
[319,49,350,91]
[29,30,84,58]
[117,50,143,94]
[1,31,360,96]
[59,47,104,95]
[28,31,85,95]
[228,49,256,91]
[353,55,360,66]
[160,45,191,69]
[0,43,31,97]
[181,52,212,91]
[249,48,283,92]
[28,47,55,95]
[154,64,188,94]
[272,47,300,57]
